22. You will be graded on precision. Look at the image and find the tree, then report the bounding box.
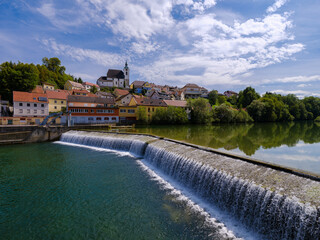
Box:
[152,106,188,124]
[137,106,148,124]
[188,98,213,124]
[90,86,98,94]
[237,86,260,108]
[208,90,219,105]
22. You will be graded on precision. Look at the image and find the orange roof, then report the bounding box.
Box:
[72,89,89,94]
[83,82,99,88]
[114,89,129,96]
[31,85,44,94]
[164,100,187,107]
[13,91,48,103]
[46,90,69,100]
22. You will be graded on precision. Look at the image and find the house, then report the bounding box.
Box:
[118,105,137,124]
[181,83,202,99]
[64,80,85,91]
[146,90,171,100]
[200,87,209,98]
[130,81,151,94]
[129,96,166,121]
[71,89,90,96]
[115,93,134,106]
[46,90,70,113]
[31,85,45,94]
[43,83,55,91]
[96,62,130,89]
[113,89,129,98]
[224,91,238,98]
[83,82,100,92]
[13,91,49,118]
[67,95,119,124]
[96,91,115,100]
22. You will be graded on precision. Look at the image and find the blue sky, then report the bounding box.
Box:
[1,0,320,97]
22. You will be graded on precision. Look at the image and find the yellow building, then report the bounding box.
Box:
[43,83,55,91]
[129,96,167,121]
[64,80,85,91]
[46,90,69,113]
[119,105,137,124]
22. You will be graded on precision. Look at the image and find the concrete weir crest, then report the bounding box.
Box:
[60,130,320,239]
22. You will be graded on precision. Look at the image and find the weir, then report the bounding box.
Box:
[60,130,320,240]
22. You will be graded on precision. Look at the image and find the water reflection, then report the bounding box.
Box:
[134,122,320,156]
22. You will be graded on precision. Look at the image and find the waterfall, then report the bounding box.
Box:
[60,131,148,157]
[60,131,320,240]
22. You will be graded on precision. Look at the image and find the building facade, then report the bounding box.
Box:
[13,91,49,118]
[46,90,69,113]
[67,95,119,124]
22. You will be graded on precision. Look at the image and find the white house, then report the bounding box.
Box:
[13,91,49,117]
[82,82,100,92]
[97,62,130,89]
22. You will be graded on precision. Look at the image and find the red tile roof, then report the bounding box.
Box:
[83,82,100,88]
[46,90,69,100]
[72,89,89,94]
[13,91,48,103]
[114,89,129,96]
[135,97,166,107]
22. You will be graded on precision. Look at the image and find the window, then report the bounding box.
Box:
[19,103,23,106]
[96,117,102,121]
[19,109,23,113]
[34,110,37,114]
[27,109,30,114]
[84,104,88,107]
[88,117,94,121]
[41,104,44,107]
[69,103,73,106]
[54,106,57,109]
[27,103,30,107]
[104,117,109,120]
[148,108,150,112]
[91,110,94,113]
[34,103,37,107]
[61,101,64,104]
[120,109,126,113]
[152,108,155,112]
[54,100,57,103]
[41,110,44,114]
[112,117,116,120]
[128,109,135,113]
[91,104,95,107]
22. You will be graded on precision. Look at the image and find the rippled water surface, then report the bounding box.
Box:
[0,143,235,240]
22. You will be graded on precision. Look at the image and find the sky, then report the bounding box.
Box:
[0,0,320,97]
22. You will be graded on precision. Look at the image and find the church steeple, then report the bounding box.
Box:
[123,61,129,88]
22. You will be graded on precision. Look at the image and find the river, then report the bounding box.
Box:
[133,121,320,175]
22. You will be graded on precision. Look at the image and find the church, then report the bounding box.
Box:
[96,62,130,89]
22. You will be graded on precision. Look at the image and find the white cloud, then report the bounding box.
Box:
[267,0,289,14]
[270,89,320,98]
[41,39,124,67]
[260,75,320,84]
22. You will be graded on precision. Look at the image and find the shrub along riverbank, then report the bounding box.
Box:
[139,87,320,124]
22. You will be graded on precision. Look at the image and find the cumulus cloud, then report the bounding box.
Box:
[36,0,303,88]
[260,75,320,84]
[270,89,320,98]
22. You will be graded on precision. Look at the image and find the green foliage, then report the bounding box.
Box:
[0,61,39,101]
[90,86,98,94]
[188,98,213,124]
[100,86,116,93]
[0,57,74,102]
[237,86,260,108]
[208,90,218,105]
[137,106,148,124]
[314,116,320,122]
[213,104,253,123]
[152,106,188,124]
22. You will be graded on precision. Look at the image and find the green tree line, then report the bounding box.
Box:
[0,57,76,102]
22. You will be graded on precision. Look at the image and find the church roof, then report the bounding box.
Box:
[107,69,125,79]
